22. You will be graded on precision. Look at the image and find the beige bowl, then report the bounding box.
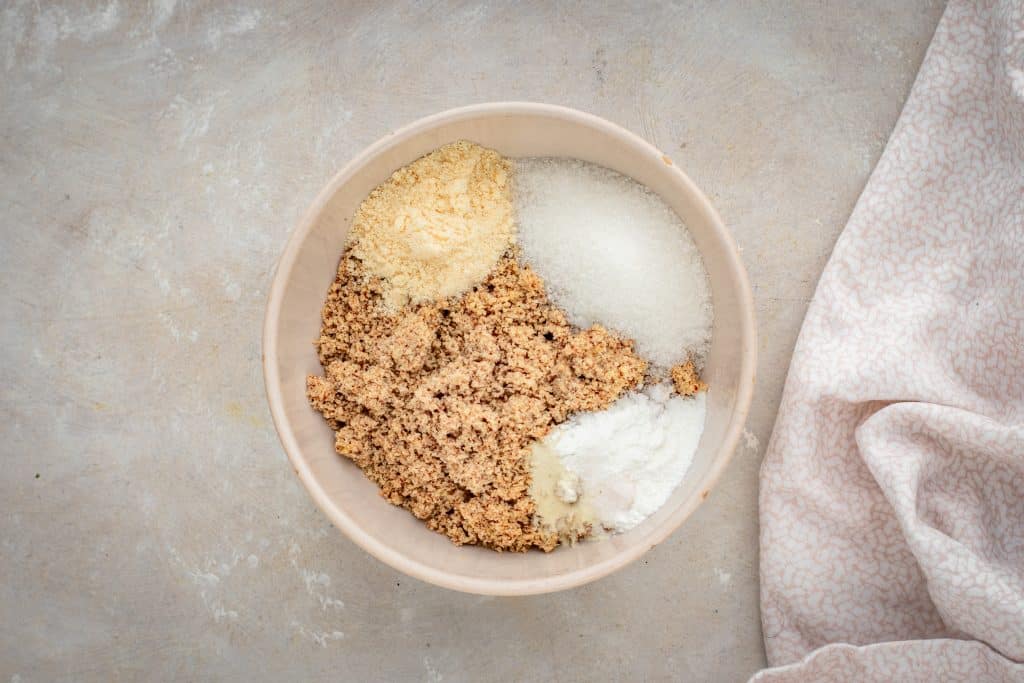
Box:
[263,102,756,595]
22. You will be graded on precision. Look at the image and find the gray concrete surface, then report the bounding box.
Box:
[1,1,944,680]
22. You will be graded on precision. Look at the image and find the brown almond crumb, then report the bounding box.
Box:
[671,360,708,396]
[307,250,647,552]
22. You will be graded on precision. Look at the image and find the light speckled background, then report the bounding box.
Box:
[1,2,943,680]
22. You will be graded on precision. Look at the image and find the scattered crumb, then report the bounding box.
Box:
[671,360,707,396]
[307,250,646,551]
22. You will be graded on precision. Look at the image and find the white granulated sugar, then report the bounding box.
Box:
[514,158,713,368]
[542,383,706,532]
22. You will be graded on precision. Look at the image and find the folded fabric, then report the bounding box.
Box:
[755,0,1024,679]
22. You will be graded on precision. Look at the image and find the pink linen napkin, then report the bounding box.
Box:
[753,0,1024,679]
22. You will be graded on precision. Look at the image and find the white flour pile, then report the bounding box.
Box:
[541,383,706,532]
[514,158,712,368]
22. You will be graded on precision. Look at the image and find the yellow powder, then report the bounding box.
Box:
[529,441,598,543]
[349,140,515,309]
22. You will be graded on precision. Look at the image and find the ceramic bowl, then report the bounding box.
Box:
[263,102,756,595]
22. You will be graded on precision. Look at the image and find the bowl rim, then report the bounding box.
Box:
[262,101,757,595]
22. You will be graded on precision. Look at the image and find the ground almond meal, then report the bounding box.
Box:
[671,360,708,397]
[307,250,647,552]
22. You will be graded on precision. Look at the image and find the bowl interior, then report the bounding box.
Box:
[265,104,755,595]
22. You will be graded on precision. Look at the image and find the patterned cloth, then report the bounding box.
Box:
[754,0,1024,679]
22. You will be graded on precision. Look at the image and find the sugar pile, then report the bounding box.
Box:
[514,158,712,368]
[540,383,706,532]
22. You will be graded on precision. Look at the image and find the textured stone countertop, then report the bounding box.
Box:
[1,2,943,680]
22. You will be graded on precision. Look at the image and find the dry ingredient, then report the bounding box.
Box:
[514,158,713,369]
[528,441,598,543]
[537,382,707,533]
[350,141,514,310]
[672,359,708,396]
[307,251,646,552]
[307,142,713,552]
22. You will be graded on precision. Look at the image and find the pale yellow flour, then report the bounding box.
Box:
[349,140,514,309]
[528,441,598,543]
